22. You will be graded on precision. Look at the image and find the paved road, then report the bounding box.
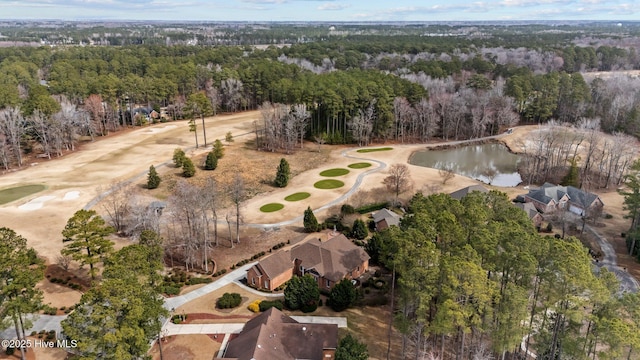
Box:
[586,224,640,293]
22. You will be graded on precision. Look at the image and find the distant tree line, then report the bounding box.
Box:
[0,33,639,174]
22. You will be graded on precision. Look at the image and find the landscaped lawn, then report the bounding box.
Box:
[259,203,285,212]
[0,184,46,205]
[284,192,311,202]
[313,180,345,189]
[356,147,393,153]
[319,168,350,177]
[348,162,372,169]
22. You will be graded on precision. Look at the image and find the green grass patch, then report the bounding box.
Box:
[356,147,393,153]
[0,185,46,205]
[260,203,285,213]
[314,180,345,190]
[348,162,372,169]
[284,192,311,202]
[319,168,350,177]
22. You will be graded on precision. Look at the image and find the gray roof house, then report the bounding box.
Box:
[523,183,603,216]
[449,185,489,200]
[372,208,401,230]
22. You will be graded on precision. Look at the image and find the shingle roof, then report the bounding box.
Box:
[221,307,338,360]
[515,202,540,219]
[525,183,601,209]
[291,234,370,282]
[251,250,292,280]
[372,208,401,228]
[449,185,489,200]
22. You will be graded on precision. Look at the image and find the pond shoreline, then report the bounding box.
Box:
[408,138,523,187]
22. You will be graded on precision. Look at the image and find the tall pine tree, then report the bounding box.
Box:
[61,210,115,279]
[303,206,319,233]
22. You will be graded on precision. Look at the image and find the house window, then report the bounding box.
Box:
[326,279,331,288]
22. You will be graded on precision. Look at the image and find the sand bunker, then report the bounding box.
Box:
[62,191,80,200]
[18,196,56,211]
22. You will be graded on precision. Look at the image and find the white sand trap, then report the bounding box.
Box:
[145,125,177,134]
[63,191,80,200]
[18,196,56,211]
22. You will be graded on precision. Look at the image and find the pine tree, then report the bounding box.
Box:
[213,139,225,159]
[204,151,218,170]
[561,158,580,187]
[329,279,357,311]
[225,131,234,143]
[350,219,368,240]
[335,334,368,360]
[274,158,291,188]
[182,157,196,177]
[61,210,115,280]
[173,148,186,167]
[303,206,319,233]
[147,165,161,189]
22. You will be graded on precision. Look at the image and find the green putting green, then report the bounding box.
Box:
[356,147,393,153]
[260,203,285,213]
[0,185,46,205]
[314,180,345,189]
[348,162,372,169]
[285,192,311,202]
[319,168,350,177]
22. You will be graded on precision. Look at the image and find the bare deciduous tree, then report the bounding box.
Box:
[0,106,26,167]
[438,163,456,185]
[383,164,413,204]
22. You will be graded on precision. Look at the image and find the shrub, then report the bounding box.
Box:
[173,148,186,167]
[341,204,356,215]
[355,202,389,214]
[259,300,284,312]
[217,292,242,309]
[147,165,161,189]
[163,285,181,296]
[187,277,213,285]
[303,207,319,233]
[605,213,613,219]
[204,151,218,170]
[213,139,225,158]
[5,347,14,355]
[328,279,357,311]
[182,158,196,177]
[274,158,291,188]
[248,300,262,313]
[546,223,553,232]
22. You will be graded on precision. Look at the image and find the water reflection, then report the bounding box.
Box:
[409,143,522,187]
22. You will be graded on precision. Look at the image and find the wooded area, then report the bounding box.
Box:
[1,24,640,173]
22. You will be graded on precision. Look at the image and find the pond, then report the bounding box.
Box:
[409,143,522,187]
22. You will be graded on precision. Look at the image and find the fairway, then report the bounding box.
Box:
[319,168,350,177]
[356,147,393,153]
[0,185,46,205]
[259,203,285,213]
[284,192,311,202]
[348,162,372,169]
[314,180,345,190]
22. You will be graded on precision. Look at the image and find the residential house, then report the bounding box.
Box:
[449,185,489,200]
[523,183,603,216]
[515,202,544,228]
[216,307,338,360]
[247,234,370,291]
[372,208,401,231]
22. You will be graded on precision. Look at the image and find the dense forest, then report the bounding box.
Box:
[368,190,640,360]
[1,23,640,185]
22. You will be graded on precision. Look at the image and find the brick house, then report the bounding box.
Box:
[247,234,370,291]
[216,307,338,360]
[523,183,603,216]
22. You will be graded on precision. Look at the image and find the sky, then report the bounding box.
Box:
[0,0,637,22]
